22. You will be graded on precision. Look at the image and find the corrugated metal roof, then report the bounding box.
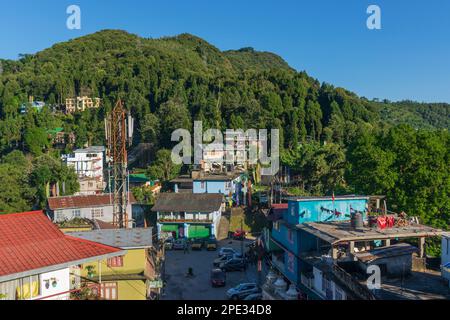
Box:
[354,243,418,263]
[151,193,223,213]
[69,228,153,249]
[48,193,136,210]
[0,211,123,280]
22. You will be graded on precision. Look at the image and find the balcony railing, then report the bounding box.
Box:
[158,218,213,224]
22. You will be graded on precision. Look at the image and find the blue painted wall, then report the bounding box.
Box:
[271,197,369,287]
[193,180,229,194]
[285,198,368,225]
[272,222,300,254]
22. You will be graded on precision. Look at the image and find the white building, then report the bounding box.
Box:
[47,193,136,228]
[63,146,106,195]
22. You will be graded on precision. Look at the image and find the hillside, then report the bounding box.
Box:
[0,30,448,234]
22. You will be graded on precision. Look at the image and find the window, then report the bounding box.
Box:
[107,256,124,268]
[287,229,294,244]
[322,277,331,293]
[72,209,81,217]
[100,282,118,300]
[91,208,103,218]
[55,210,64,221]
[273,221,280,231]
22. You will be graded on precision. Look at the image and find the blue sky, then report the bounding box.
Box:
[0,0,449,102]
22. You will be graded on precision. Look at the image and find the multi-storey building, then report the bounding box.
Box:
[63,146,106,195]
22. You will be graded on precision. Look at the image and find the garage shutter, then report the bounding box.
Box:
[189,225,210,239]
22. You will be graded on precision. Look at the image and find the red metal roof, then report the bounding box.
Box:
[271,203,288,209]
[0,211,122,278]
[48,193,136,210]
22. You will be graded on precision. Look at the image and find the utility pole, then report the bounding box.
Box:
[105,99,134,228]
[241,219,244,255]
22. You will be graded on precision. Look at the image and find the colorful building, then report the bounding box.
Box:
[0,211,124,300]
[269,195,369,299]
[152,193,224,239]
[70,228,156,300]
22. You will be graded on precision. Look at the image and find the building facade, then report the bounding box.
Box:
[70,228,157,300]
[62,146,106,195]
[0,211,124,300]
[47,193,136,228]
[269,196,370,299]
[152,193,224,239]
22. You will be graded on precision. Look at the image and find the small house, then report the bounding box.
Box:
[151,193,224,239]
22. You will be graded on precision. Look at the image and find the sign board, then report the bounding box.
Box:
[149,280,163,289]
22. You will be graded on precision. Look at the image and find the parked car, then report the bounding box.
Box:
[232,229,246,240]
[191,239,204,250]
[226,283,260,300]
[213,253,238,267]
[219,257,247,272]
[243,293,262,301]
[164,238,174,250]
[210,268,226,287]
[218,247,242,258]
[173,239,186,250]
[206,238,218,251]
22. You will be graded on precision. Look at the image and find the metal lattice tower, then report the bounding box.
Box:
[105,100,133,228]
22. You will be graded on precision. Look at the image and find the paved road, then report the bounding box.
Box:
[161,239,268,300]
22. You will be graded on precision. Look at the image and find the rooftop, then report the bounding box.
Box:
[48,193,137,210]
[353,243,419,263]
[151,193,223,213]
[0,211,124,282]
[297,220,442,245]
[69,228,152,249]
[373,270,450,300]
[74,146,105,153]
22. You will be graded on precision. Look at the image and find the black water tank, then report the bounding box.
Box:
[351,212,363,230]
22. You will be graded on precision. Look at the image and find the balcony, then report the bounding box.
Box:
[158,217,213,224]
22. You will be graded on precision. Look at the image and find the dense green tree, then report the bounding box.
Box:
[147,149,182,183]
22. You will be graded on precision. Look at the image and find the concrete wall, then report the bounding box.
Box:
[52,203,133,227]
[285,198,368,225]
[38,268,71,300]
[312,267,347,300]
[193,180,230,194]
[358,254,413,278]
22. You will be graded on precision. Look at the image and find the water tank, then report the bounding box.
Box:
[266,270,277,284]
[274,277,288,293]
[285,284,298,300]
[351,212,363,230]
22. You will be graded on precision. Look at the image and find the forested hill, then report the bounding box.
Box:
[0,30,449,237]
[0,29,448,143]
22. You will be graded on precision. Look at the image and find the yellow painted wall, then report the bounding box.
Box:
[117,280,147,300]
[59,226,93,233]
[80,248,148,300]
[81,249,146,277]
